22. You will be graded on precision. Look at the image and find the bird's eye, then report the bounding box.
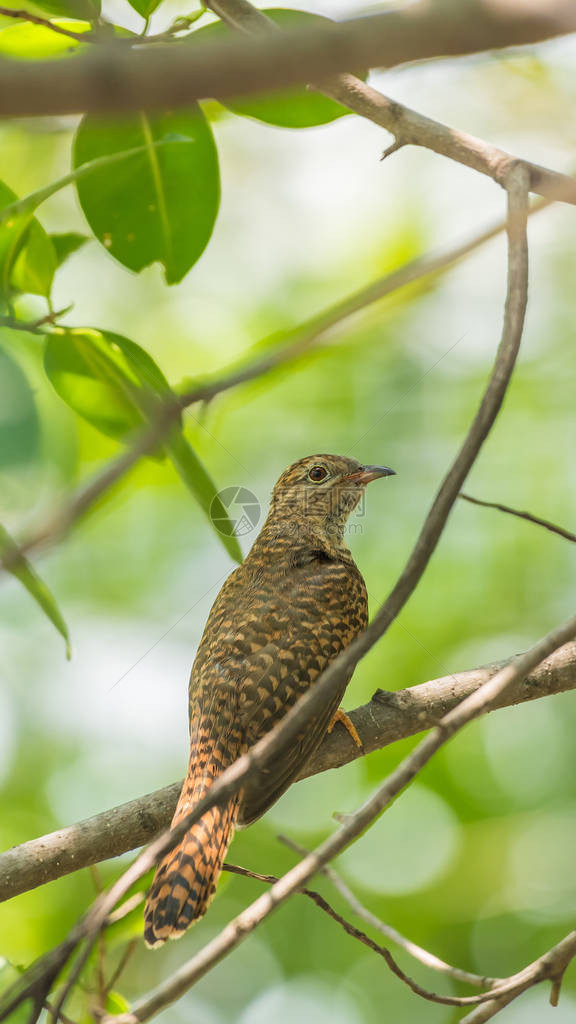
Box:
[308,466,328,482]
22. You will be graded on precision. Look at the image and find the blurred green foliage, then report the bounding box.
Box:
[0,2,575,1022]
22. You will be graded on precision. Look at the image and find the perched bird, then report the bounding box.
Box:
[144,453,395,947]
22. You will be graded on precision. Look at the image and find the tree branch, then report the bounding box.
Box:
[206,0,576,206]
[278,836,499,990]
[0,6,93,42]
[0,0,574,141]
[222,863,501,1009]
[460,492,576,543]
[459,931,576,1022]
[2,639,575,903]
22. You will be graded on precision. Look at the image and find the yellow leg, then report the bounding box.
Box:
[327,707,362,748]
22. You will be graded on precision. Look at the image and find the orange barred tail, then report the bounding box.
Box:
[144,790,240,948]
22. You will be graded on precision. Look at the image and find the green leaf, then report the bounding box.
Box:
[0,344,40,468]
[50,231,89,266]
[44,327,171,443]
[193,10,360,128]
[11,219,56,297]
[44,328,242,561]
[167,431,242,563]
[0,523,71,657]
[105,991,130,1015]
[0,19,92,59]
[0,141,185,235]
[73,108,220,283]
[0,179,57,301]
[126,0,163,21]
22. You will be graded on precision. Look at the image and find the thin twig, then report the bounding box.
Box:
[459,931,576,1022]
[0,6,93,42]
[104,941,138,997]
[278,836,498,990]
[220,864,503,1009]
[460,493,576,543]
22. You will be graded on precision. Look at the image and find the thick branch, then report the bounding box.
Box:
[0,0,575,132]
[3,640,574,903]
[207,0,576,206]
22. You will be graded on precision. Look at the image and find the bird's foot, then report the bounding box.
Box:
[327,707,362,748]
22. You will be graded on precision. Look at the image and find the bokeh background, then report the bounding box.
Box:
[1,1,576,1021]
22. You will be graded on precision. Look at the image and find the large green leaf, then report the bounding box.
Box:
[0,141,185,238]
[193,10,360,128]
[0,523,71,657]
[0,19,92,59]
[44,327,171,442]
[0,180,55,303]
[0,344,40,468]
[73,109,220,284]
[44,328,242,562]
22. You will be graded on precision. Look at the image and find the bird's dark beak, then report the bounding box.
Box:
[344,465,396,485]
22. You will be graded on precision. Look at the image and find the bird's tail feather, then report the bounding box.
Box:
[144,769,240,948]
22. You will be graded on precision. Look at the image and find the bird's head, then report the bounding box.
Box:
[269,453,395,539]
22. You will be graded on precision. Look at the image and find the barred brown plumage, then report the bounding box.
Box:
[144,454,395,947]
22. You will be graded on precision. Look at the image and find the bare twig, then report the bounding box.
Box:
[2,0,576,126]
[2,639,576,902]
[278,835,498,990]
[206,0,576,207]
[460,492,576,543]
[221,864,505,1010]
[0,6,93,42]
[104,940,138,998]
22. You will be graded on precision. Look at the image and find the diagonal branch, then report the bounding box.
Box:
[278,835,499,990]
[2,638,575,903]
[222,863,500,1008]
[0,6,93,42]
[460,492,576,543]
[206,0,576,206]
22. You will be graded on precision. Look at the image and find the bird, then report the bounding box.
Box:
[144,453,395,947]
